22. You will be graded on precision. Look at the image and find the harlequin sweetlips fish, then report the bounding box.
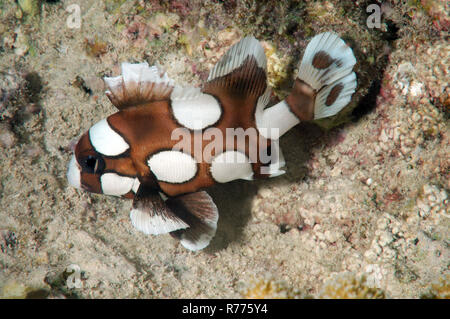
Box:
[67,32,357,251]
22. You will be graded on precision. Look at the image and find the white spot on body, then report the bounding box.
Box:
[148,150,197,184]
[170,88,222,130]
[100,173,135,196]
[67,155,81,189]
[255,99,299,140]
[210,151,253,183]
[89,118,129,156]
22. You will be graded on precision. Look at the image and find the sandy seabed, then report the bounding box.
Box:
[0,0,448,298]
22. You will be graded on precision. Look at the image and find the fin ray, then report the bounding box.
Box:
[130,189,188,235]
[203,36,268,103]
[104,62,174,110]
[314,72,357,119]
[207,36,267,82]
[286,32,357,120]
[297,32,356,91]
[167,191,219,251]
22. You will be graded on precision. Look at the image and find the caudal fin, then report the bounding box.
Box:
[286,32,357,121]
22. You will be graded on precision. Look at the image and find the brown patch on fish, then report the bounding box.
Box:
[285,79,316,121]
[312,51,334,69]
[325,83,343,106]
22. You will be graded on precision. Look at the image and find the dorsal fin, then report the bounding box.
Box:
[202,36,268,106]
[104,62,174,110]
[206,36,267,83]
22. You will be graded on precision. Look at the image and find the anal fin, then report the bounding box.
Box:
[166,191,219,251]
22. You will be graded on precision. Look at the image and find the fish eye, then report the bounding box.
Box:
[81,155,105,174]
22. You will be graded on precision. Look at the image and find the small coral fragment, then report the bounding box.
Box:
[17,0,40,17]
[85,37,109,58]
[242,278,301,299]
[318,273,385,299]
[421,275,450,299]
[261,41,289,94]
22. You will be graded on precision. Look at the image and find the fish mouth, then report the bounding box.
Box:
[67,155,82,189]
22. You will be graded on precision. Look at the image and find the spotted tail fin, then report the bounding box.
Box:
[255,32,357,141]
[286,32,357,121]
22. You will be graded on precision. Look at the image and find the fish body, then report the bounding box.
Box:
[67,32,357,250]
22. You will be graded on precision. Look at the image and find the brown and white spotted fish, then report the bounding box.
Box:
[67,32,357,250]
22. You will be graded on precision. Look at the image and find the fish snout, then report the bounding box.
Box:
[67,155,82,189]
